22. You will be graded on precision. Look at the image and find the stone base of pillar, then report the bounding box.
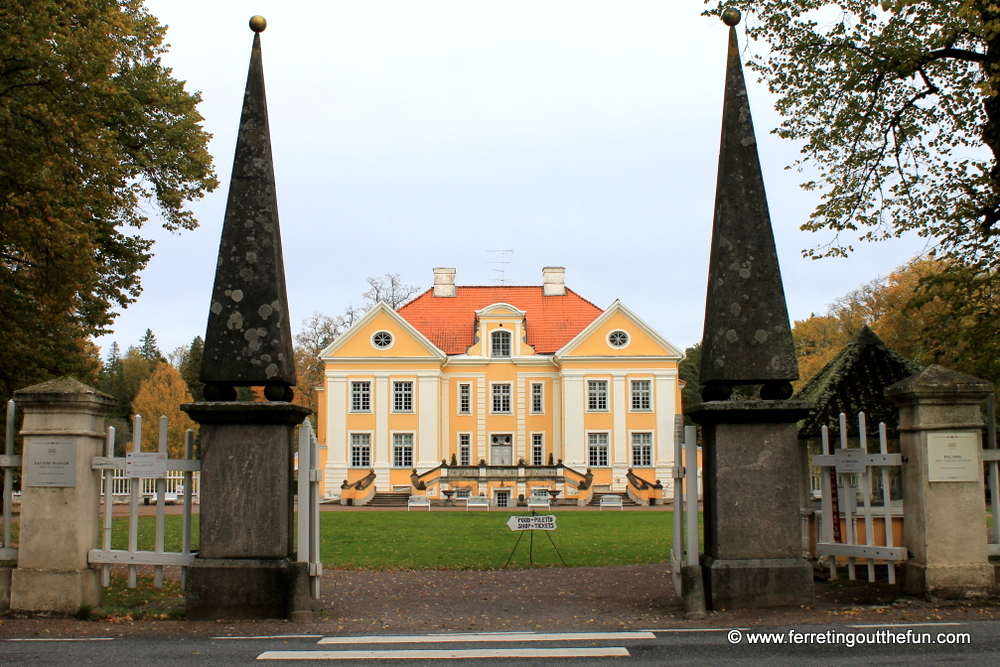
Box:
[702,556,813,611]
[186,557,313,621]
[9,567,101,614]
[902,561,995,598]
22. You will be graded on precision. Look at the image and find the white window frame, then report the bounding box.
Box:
[458,382,472,415]
[454,487,471,499]
[607,329,630,349]
[350,380,371,412]
[392,380,414,412]
[392,433,414,468]
[350,433,372,468]
[588,432,609,467]
[459,433,471,466]
[531,433,544,466]
[631,432,653,467]
[630,379,652,412]
[587,379,609,412]
[491,329,511,358]
[372,330,394,350]
[491,382,512,414]
[531,382,544,414]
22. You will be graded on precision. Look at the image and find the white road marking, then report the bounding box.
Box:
[850,622,965,629]
[6,638,116,642]
[258,647,631,660]
[212,635,324,640]
[318,631,653,644]
[640,628,751,633]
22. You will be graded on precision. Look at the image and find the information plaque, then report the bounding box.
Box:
[506,515,557,531]
[126,452,169,479]
[834,448,866,475]
[927,432,978,482]
[25,440,77,488]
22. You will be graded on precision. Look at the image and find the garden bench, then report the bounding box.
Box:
[407,495,431,511]
[527,496,550,510]
[599,494,624,510]
[465,495,490,511]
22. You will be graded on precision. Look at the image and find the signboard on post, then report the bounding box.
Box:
[834,448,866,475]
[506,515,557,531]
[24,440,77,488]
[927,432,979,482]
[126,452,169,479]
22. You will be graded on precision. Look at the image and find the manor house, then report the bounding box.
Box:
[315,267,684,507]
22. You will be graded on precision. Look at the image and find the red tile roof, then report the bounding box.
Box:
[397,287,604,355]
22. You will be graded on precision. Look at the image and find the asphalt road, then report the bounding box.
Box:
[2,622,998,666]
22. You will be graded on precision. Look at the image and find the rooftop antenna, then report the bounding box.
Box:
[487,249,514,285]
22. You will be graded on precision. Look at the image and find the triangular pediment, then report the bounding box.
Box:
[320,302,446,360]
[555,301,683,360]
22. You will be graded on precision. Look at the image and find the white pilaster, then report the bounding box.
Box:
[417,374,440,468]
[562,374,585,468]
[375,376,391,490]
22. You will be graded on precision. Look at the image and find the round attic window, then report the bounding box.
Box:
[372,331,393,349]
[608,330,630,349]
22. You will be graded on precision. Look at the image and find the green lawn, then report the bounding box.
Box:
[4,510,703,571]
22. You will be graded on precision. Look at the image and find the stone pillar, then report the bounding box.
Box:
[181,402,311,620]
[10,378,114,613]
[687,400,813,610]
[885,365,995,597]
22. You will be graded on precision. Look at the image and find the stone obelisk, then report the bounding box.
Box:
[686,8,813,611]
[181,16,312,621]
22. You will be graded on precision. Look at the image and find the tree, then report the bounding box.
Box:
[0,1,217,403]
[705,1,1000,269]
[139,329,165,364]
[791,258,1000,389]
[176,336,205,402]
[130,362,196,458]
[363,273,421,310]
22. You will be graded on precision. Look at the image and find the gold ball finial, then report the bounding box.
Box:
[721,7,741,27]
[249,15,267,33]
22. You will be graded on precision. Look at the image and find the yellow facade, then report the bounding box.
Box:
[317,281,684,507]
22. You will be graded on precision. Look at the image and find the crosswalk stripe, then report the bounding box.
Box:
[318,631,654,644]
[258,647,631,660]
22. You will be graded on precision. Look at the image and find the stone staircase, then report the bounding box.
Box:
[588,492,639,508]
[365,492,411,507]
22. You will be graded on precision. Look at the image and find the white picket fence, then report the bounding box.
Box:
[671,424,700,595]
[811,412,906,582]
[1,401,21,562]
[89,414,200,589]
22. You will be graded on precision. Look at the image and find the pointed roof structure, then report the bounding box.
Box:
[199,17,296,393]
[795,326,920,438]
[698,10,798,397]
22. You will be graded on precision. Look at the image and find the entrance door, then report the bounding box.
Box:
[491,434,513,466]
[495,489,510,508]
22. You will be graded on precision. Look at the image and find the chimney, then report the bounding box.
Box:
[542,266,566,296]
[433,267,456,297]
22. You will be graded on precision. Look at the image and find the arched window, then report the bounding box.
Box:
[491,330,511,357]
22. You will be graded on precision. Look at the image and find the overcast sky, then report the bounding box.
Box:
[96,1,930,359]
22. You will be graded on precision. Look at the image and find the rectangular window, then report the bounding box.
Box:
[393,381,413,412]
[631,380,651,411]
[491,383,511,413]
[532,433,544,466]
[587,380,608,411]
[392,433,413,468]
[454,488,471,499]
[350,381,371,412]
[632,432,652,467]
[531,382,544,413]
[350,433,371,467]
[588,433,609,467]
[458,383,471,414]
[459,433,471,466]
